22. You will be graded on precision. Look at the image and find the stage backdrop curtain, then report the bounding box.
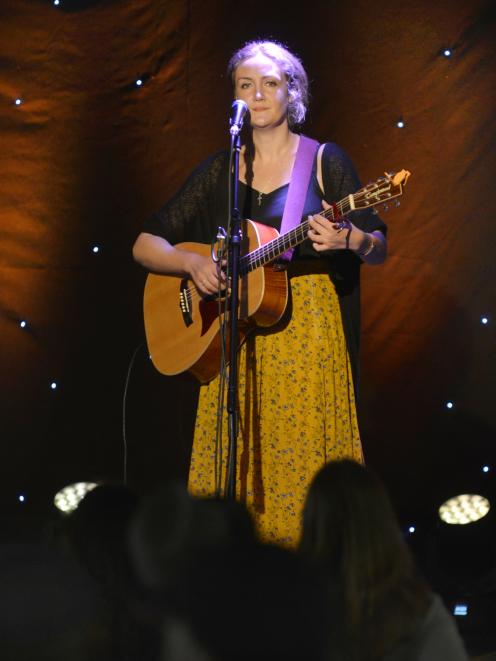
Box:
[0,0,494,515]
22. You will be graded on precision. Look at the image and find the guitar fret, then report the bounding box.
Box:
[238,171,406,273]
[144,168,410,382]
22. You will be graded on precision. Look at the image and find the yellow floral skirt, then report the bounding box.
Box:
[188,271,363,547]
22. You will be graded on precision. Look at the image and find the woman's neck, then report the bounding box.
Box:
[250,124,299,163]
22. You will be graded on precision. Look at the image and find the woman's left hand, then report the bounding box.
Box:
[307,200,388,264]
[307,200,359,252]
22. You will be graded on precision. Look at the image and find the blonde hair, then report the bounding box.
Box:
[227,40,309,128]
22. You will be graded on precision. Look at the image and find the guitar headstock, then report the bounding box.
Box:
[353,169,411,210]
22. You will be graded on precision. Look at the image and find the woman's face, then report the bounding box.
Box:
[234,53,289,130]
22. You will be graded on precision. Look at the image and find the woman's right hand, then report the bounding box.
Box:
[184,251,226,296]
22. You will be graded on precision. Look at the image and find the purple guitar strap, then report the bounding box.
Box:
[279,135,320,261]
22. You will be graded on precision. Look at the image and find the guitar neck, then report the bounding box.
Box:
[239,168,410,275]
[240,194,355,275]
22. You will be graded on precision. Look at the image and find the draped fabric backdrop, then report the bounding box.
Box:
[1,0,495,525]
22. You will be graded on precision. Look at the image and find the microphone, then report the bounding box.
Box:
[229,99,249,136]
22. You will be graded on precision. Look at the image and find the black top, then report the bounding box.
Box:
[143,141,387,394]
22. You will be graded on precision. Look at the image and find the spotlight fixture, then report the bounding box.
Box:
[396,119,405,128]
[54,481,98,513]
[439,494,490,525]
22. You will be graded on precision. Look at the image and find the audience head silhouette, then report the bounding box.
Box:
[301,460,433,660]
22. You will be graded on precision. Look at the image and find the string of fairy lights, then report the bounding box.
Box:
[7,10,493,557]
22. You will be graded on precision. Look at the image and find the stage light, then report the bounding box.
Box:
[92,245,100,254]
[18,494,25,503]
[481,316,488,325]
[408,526,415,533]
[439,494,490,525]
[396,119,405,128]
[482,466,490,473]
[136,79,143,87]
[54,481,98,513]
[432,480,496,592]
[443,49,452,57]
[50,381,57,390]
[446,401,454,409]
[54,0,60,5]
[20,320,27,329]
[15,98,23,106]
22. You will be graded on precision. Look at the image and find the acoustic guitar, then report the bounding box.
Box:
[143,170,410,383]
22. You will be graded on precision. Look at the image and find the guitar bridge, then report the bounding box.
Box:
[179,279,193,327]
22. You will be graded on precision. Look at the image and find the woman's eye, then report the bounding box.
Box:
[265,80,277,87]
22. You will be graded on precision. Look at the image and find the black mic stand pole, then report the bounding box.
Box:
[225,120,243,501]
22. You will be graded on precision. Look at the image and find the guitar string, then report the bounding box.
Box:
[244,183,390,270]
[245,197,355,269]
[181,184,387,304]
[182,202,348,304]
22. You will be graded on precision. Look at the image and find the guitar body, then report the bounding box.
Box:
[143,220,289,383]
[143,167,411,383]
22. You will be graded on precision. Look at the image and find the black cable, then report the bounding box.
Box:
[121,341,145,485]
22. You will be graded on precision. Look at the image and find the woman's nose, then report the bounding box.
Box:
[254,87,264,100]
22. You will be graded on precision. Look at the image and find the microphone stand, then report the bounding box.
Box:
[225,121,243,501]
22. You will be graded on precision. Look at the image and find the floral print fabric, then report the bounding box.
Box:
[189,271,363,547]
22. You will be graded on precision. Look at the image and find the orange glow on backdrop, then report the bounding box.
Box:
[0,0,495,513]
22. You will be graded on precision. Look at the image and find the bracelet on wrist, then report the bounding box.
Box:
[357,234,375,257]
